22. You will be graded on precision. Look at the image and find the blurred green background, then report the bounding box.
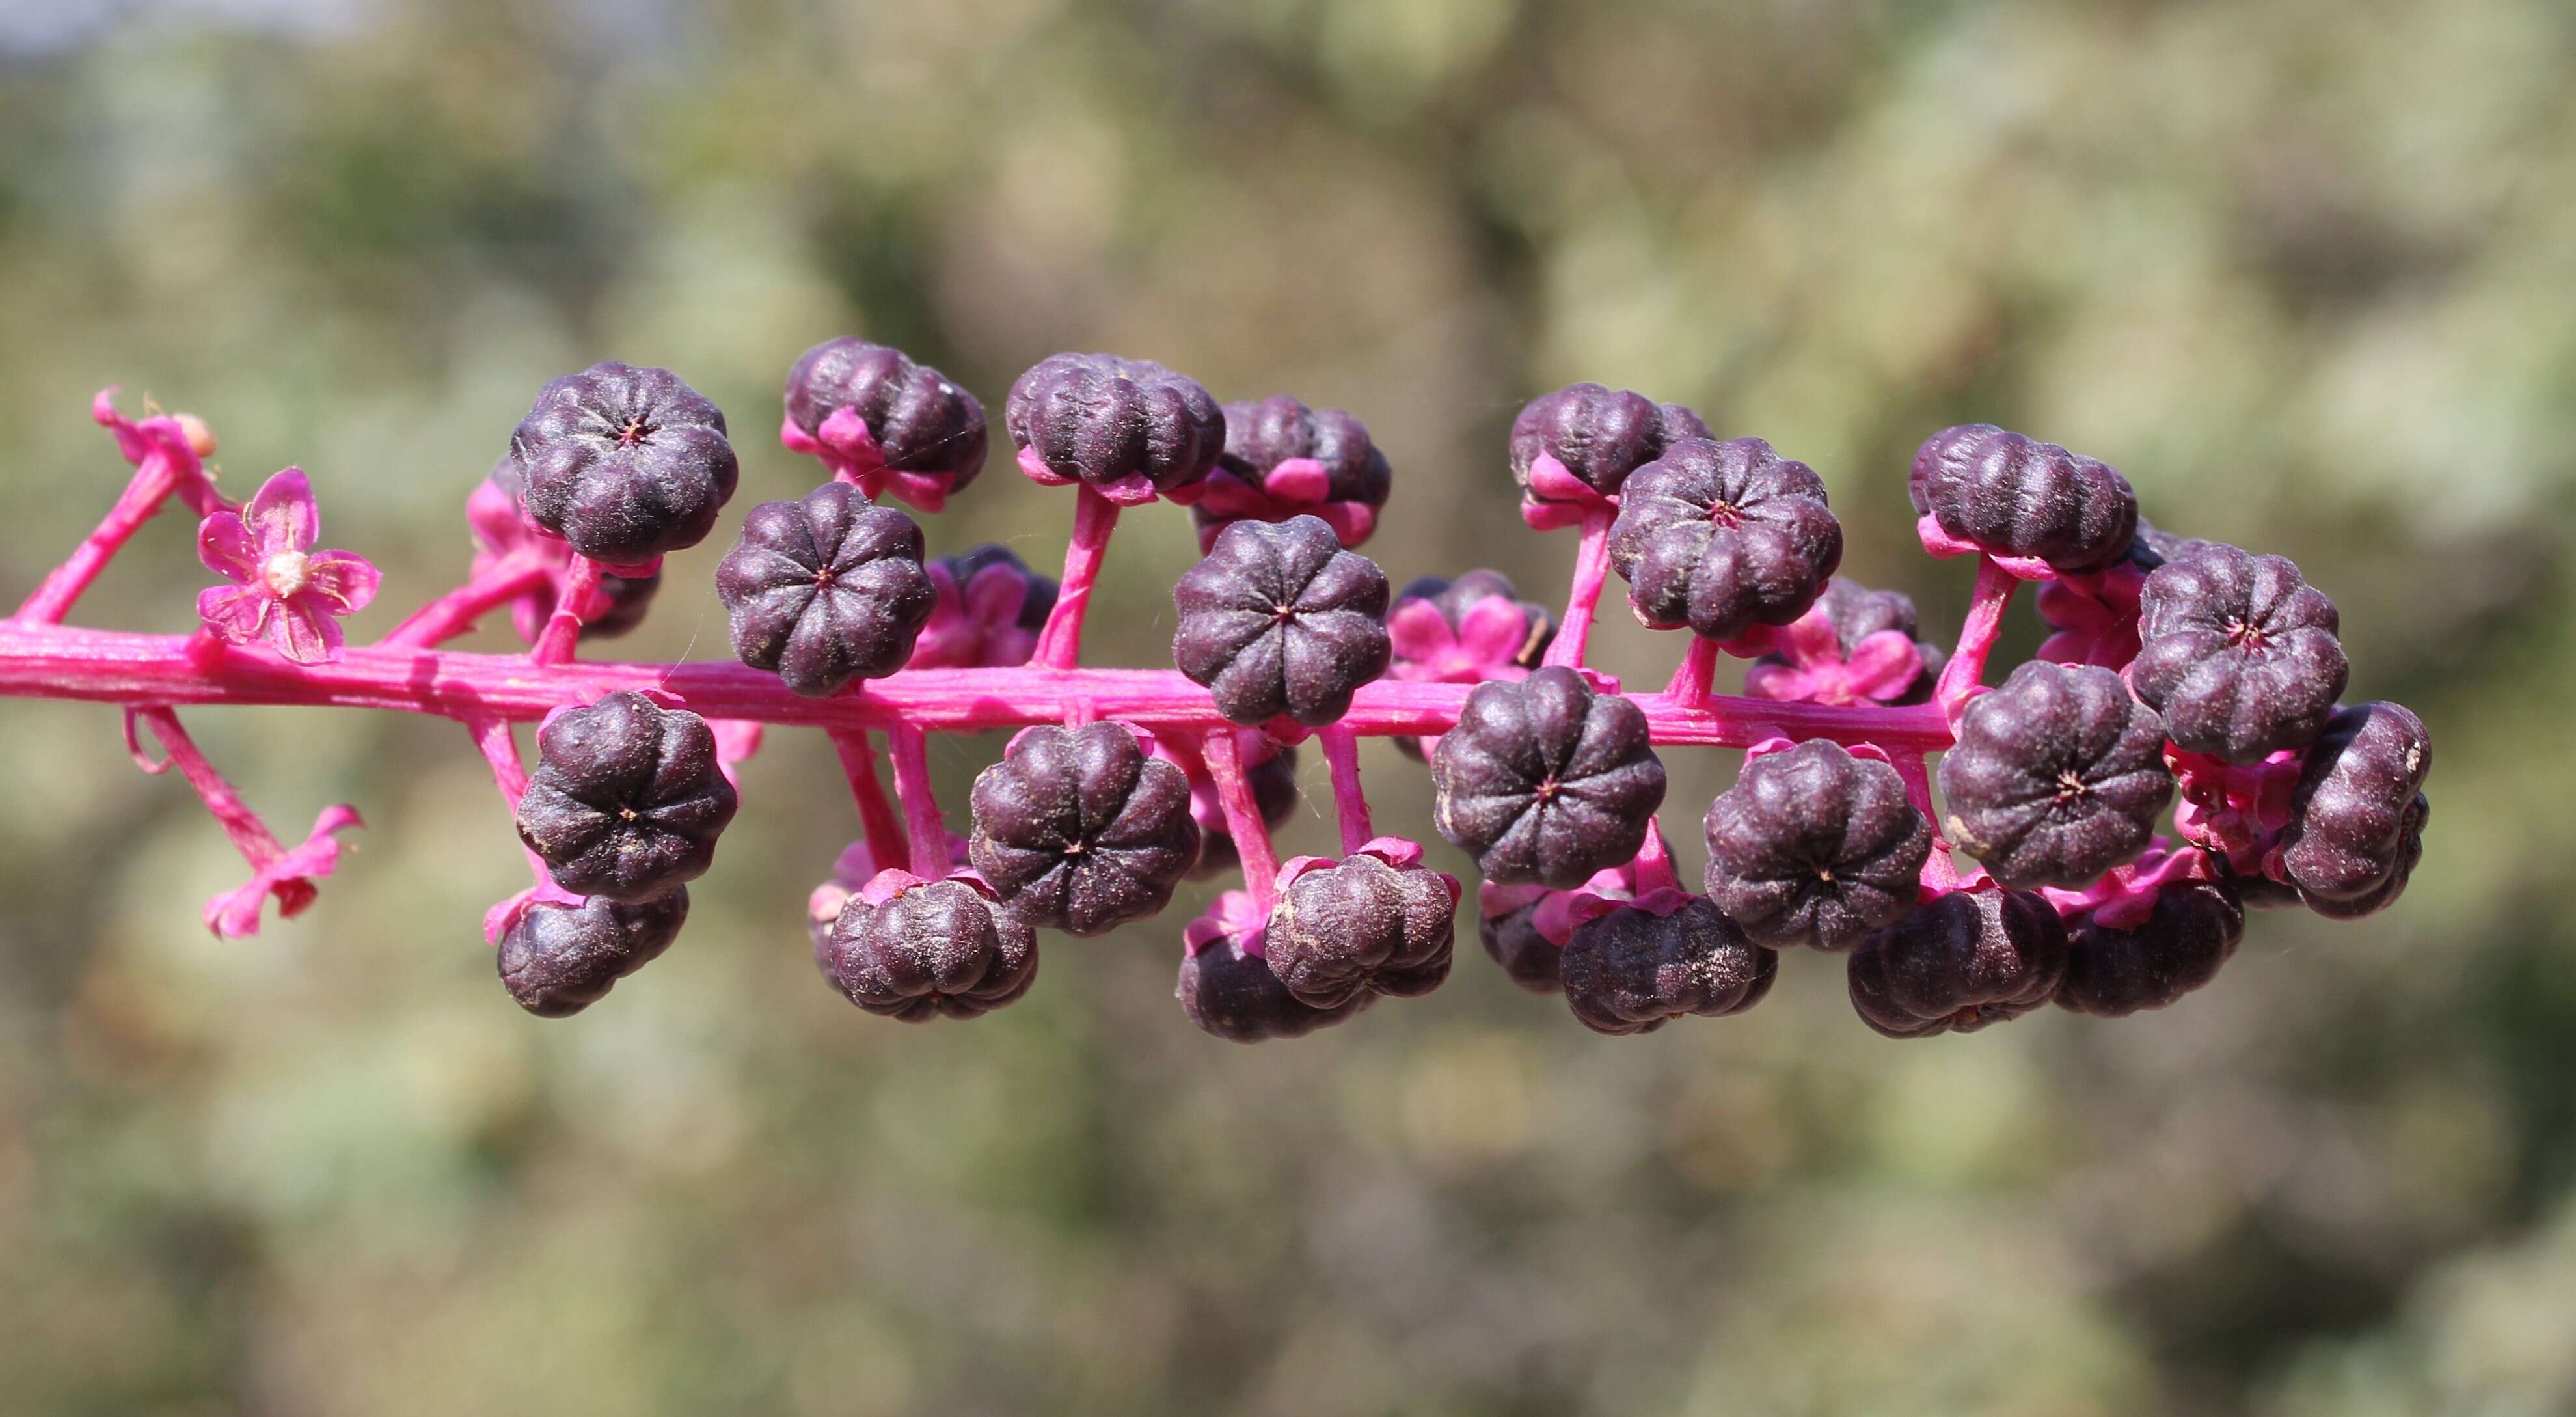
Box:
[0,0,2567,1412]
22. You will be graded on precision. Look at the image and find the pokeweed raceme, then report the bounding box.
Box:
[0,356,2430,1041]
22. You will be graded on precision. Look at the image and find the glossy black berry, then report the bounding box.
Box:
[498,888,690,1018]
[1478,903,1564,993]
[2279,702,2431,919]
[1939,661,2174,888]
[1847,887,2068,1038]
[1559,898,1776,1036]
[1607,437,1843,641]
[1172,515,1392,726]
[1509,382,1710,500]
[1752,577,1944,704]
[516,692,740,902]
[1431,667,1668,888]
[783,337,988,484]
[968,723,1202,937]
[2054,878,2244,1017]
[1005,353,1224,498]
[1910,424,2137,573]
[1703,740,1932,951]
[1191,742,1301,879]
[1264,855,1457,1009]
[821,878,1038,1022]
[1178,937,1372,1043]
[509,361,739,564]
[714,482,937,696]
[2132,544,2348,762]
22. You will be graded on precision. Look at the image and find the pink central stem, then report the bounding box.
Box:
[1201,726,1279,908]
[1318,724,1372,855]
[528,555,604,666]
[884,723,953,877]
[1935,556,2020,713]
[1032,485,1120,670]
[16,451,182,626]
[381,556,553,649]
[827,728,909,864]
[1541,507,1617,668]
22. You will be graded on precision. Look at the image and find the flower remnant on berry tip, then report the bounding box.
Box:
[0,350,2429,1041]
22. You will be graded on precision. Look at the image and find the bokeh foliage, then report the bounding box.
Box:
[1,0,2571,1411]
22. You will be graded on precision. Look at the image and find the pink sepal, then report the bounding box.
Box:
[856,862,1000,909]
[1742,601,1928,706]
[1183,888,1271,958]
[1187,458,1380,551]
[483,875,583,946]
[782,408,961,513]
[2040,841,2216,929]
[1914,514,2057,580]
[1518,452,1620,531]
[1273,837,1457,905]
[1014,445,1163,506]
[912,558,1041,669]
[208,803,363,939]
[93,387,226,517]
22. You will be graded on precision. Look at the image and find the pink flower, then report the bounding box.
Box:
[207,804,364,939]
[195,468,380,664]
[1743,603,1925,706]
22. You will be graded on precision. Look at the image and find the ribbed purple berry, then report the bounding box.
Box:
[1197,396,1391,550]
[783,337,988,487]
[1607,437,1843,641]
[1264,854,1458,1009]
[2131,516,2216,569]
[1910,424,2137,573]
[1847,887,2068,1038]
[714,482,937,696]
[2132,544,2348,763]
[968,723,1201,937]
[1178,936,1372,1043]
[515,692,740,902]
[1508,382,1710,501]
[484,458,660,641]
[822,877,1038,1022]
[509,361,739,564]
[1559,897,1776,1036]
[1750,577,1943,705]
[1431,667,1668,888]
[1939,661,2174,888]
[2054,877,2244,1017]
[1479,903,1564,993]
[1005,353,1224,499]
[1191,741,1301,879]
[2278,702,2431,919]
[1703,740,1932,951]
[1172,515,1392,726]
[498,888,689,1018]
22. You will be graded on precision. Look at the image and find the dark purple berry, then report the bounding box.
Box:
[2131,516,2217,569]
[2132,544,2348,762]
[1264,855,1458,1009]
[714,482,937,696]
[2054,877,2244,1017]
[1751,577,1943,704]
[509,361,739,564]
[821,877,1038,1022]
[1910,424,2137,573]
[515,692,740,902]
[1607,437,1843,641]
[968,723,1201,937]
[1172,515,1392,726]
[1478,903,1564,993]
[783,338,988,485]
[487,458,661,641]
[1431,667,1668,888]
[1703,740,1932,951]
[2279,702,2431,918]
[1191,741,1301,879]
[1938,661,2174,888]
[1005,353,1224,499]
[1199,396,1391,549]
[498,888,689,1017]
[1847,887,2068,1038]
[1178,936,1371,1042]
[1558,897,1776,1036]
[1509,382,1710,501]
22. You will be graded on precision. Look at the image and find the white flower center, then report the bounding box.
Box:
[262,549,312,598]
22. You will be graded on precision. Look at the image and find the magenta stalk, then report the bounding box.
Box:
[1200,726,1280,907]
[1891,749,1959,890]
[1031,484,1121,670]
[16,449,195,626]
[1318,724,1372,855]
[1934,555,2021,711]
[1664,634,1720,702]
[131,706,284,866]
[1541,506,1618,669]
[1631,816,1681,896]
[379,556,553,648]
[527,555,605,665]
[826,728,909,864]
[884,723,953,877]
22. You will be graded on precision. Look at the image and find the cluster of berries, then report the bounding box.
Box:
[3,342,2429,1044]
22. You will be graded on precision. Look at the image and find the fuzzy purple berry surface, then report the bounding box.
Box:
[1005,353,1224,499]
[1178,936,1371,1043]
[2279,702,2432,918]
[1847,887,2068,1038]
[515,691,740,903]
[498,888,690,1018]
[1703,739,1931,951]
[822,878,1038,1022]
[1910,424,2137,573]
[715,482,937,696]
[1479,903,1564,993]
[2054,877,2244,1017]
[1939,661,2175,888]
[1558,897,1776,1036]
[1431,667,1667,888]
[2132,544,2348,762]
[1508,382,1709,501]
[1607,436,1843,642]
[968,723,1202,937]
[783,337,988,487]
[1171,515,1392,727]
[1263,854,1457,1009]
[509,361,740,564]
